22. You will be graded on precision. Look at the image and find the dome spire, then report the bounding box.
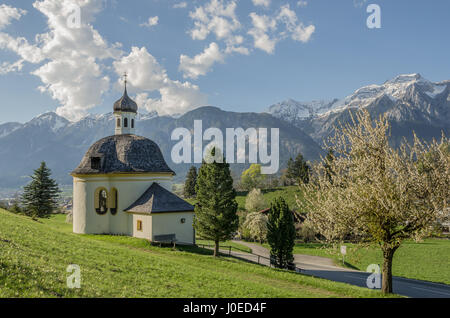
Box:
[114,71,137,135]
[123,71,128,93]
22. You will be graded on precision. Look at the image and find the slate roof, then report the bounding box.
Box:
[113,88,138,113]
[125,183,195,214]
[72,134,175,175]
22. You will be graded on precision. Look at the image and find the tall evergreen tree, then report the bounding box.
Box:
[294,154,310,184]
[194,147,239,257]
[285,154,310,184]
[267,197,296,269]
[21,162,60,219]
[184,166,198,198]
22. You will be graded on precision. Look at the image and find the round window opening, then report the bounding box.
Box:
[180,218,186,224]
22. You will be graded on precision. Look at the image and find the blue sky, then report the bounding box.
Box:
[0,0,449,124]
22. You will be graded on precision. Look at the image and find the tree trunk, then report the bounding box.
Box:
[381,245,398,294]
[214,240,219,257]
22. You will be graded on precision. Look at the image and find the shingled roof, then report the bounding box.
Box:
[125,183,195,214]
[71,134,175,175]
[113,87,138,113]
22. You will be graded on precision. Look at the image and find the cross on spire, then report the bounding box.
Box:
[123,72,128,89]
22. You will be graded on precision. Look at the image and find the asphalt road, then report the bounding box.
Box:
[226,241,450,298]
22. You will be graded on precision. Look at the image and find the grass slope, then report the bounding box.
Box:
[187,186,304,212]
[0,209,392,298]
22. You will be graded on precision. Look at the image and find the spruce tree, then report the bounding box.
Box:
[21,162,60,219]
[184,166,198,198]
[285,154,310,185]
[294,153,310,184]
[267,197,296,269]
[194,147,239,257]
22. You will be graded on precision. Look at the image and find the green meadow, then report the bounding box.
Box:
[0,209,394,298]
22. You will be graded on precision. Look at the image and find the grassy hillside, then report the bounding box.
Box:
[187,186,304,212]
[0,209,392,298]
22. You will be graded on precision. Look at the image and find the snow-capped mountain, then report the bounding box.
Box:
[267,74,450,144]
[265,99,340,122]
[0,107,322,190]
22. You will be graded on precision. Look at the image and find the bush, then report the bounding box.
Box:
[243,212,268,243]
[245,188,267,212]
[296,221,317,243]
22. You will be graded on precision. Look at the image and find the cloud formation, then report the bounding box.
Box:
[114,47,207,116]
[140,16,159,28]
[0,4,27,29]
[181,0,315,77]
[0,1,315,119]
[179,42,225,79]
[0,1,207,120]
[173,2,188,9]
[248,4,315,54]
[252,0,271,8]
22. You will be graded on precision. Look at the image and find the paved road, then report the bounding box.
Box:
[225,241,450,298]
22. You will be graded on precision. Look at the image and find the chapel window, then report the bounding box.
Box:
[131,119,134,129]
[95,189,108,215]
[117,118,121,127]
[137,220,143,231]
[124,118,128,128]
[91,157,101,170]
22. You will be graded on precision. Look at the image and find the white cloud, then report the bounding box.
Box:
[140,16,159,28]
[0,59,24,74]
[248,4,315,53]
[173,2,188,9]
[0,4,27,30]
[297,1,308,7]
[184,0,249,78]
[252,0,271,8]
[25,0,122,120]
[114,47,207,116]
[0,32,44,63]
[189,0,241,42]
[33,56,110,120]
[277,4,315,43]
[248,13,278,54]
[179,42,224,79]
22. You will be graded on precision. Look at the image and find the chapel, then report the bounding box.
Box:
[71,78,195,244]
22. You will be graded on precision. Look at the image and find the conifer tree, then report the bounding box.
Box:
[294,153,310,184]
[285,154,310,185]
[194,147,239,257]
[267,197,296,269]
[21,162,60,219]
[184,166,198,198]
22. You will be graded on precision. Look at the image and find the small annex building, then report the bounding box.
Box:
[71,79,195,245]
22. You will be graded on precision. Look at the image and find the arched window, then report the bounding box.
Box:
[117,118,121,127]
[124,118,128,128]
[131,119,134,129]
[110,188,118,215]
[95,188,108,215]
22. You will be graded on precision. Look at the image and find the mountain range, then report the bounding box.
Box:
[0,73,448,194]
[266,73,450,146]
